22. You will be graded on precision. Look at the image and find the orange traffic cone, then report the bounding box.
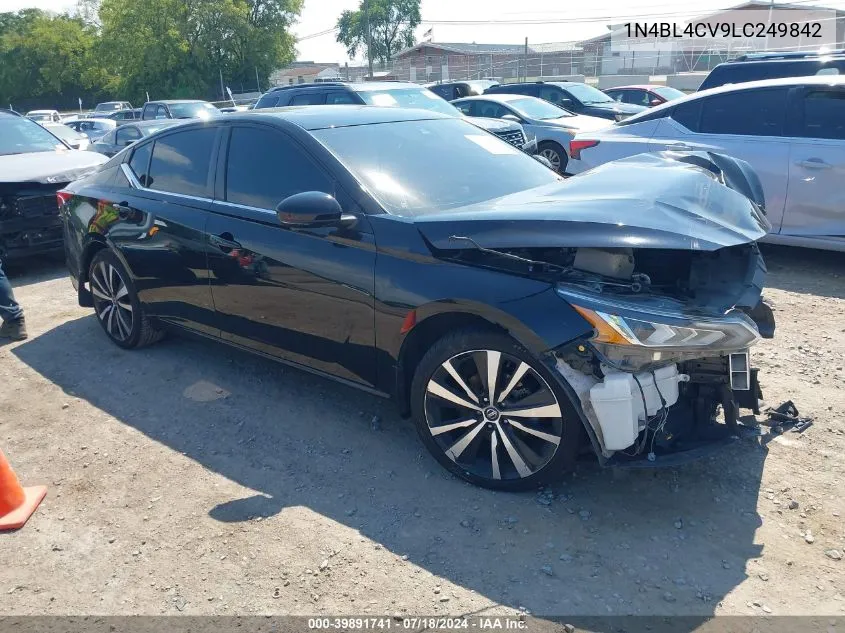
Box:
[0,449,46,531]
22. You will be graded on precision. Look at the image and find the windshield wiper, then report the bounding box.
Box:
[448,235,650,292]
[448,235,570,274]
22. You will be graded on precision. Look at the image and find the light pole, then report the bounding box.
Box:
[365,0,374,78]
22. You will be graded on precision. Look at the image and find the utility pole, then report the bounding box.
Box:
[365,0,374,79]
[255,67,261,93]
[219,68,225,101]
[523,37,528,82]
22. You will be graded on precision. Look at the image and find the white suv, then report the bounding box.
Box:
[568,76,845,252]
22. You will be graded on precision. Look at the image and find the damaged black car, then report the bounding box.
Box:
[60,107,774,490]
[1,109,106,261]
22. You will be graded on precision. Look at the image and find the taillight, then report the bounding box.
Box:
[570,139,599,160]
[56,190,73,208]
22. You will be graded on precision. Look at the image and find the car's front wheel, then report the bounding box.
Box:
[89,249,163,349]
[410,328,580,491]
[538,141,568,174]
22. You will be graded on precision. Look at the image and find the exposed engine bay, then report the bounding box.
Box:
[440,241,774,463]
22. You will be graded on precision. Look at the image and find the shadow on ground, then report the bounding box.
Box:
[761,244,845,300]
[4,254,68,288]
[12,309,770,621]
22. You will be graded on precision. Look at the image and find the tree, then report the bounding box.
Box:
[0,10,107,111]
[336,0,420,67]
[98,0,301,102]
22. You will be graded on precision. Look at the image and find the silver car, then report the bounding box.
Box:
[567,75,845,252]
[452,93,609,174]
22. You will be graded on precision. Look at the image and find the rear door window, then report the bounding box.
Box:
[128,142,152,185]
[539,86,564,103]
[325,91,357,104]
[147,128,217,196]
[225,126,332,210]
[290,92,326,105]
[255,93,281,108]
[699,88,787,136]
[475,101,510,119]
[670,100,703,132]
[799,89,845,140]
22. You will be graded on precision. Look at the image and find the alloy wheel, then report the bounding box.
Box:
[540,147,562,172]
[423,349,564,482]
[90,261,134,342]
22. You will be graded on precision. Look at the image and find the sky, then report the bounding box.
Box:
[6,0,845,65]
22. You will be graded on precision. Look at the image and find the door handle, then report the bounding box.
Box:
[666,142,691,150]
[209,233,242,250]
[796,158,832,170]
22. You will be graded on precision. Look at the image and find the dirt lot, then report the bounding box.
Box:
[1,246,843,619]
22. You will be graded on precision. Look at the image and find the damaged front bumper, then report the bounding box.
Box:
[0,183,66,260]
[551,286,775,466]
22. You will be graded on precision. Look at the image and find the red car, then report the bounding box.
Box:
[602,84,686,108]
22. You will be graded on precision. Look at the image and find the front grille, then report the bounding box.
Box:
[493,129,525,147]
[12,194,59,219]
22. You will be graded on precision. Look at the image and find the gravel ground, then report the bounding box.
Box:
[0,246,843,618]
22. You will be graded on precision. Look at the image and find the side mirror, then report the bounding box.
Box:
[501,113,521,123]
[650,98,662,106]
[276,191,346,228]
[560,98,574,107]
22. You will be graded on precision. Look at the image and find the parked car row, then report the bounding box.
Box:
[252,81,539,159]
[57,104,775,490]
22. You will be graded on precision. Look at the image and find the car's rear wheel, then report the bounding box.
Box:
[89,249,163,349]
[410,328,580,491]
[538,141,568,174]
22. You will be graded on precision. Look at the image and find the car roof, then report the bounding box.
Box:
[453,93,532,103]
[127,120,185,130]
[26,109,58,114]
[606,85,660,90]
[269,81,422,94]
[233,105,451,131]
[146,100,207,104]
[621,74,845,124]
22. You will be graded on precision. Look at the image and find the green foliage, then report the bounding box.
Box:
[336,0,420,67]
[0,0,302,111]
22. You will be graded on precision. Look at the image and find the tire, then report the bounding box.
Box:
[410,328,581,491]
[89,249,164,349]
[538,141,568,174]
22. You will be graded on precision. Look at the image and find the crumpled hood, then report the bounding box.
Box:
[415,152,771,252]
[0,150,107,184]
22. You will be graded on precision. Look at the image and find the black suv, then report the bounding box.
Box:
[253,81,533,151]
[427,80,500,101]
[485,81,647,120]
[699,50,845,91]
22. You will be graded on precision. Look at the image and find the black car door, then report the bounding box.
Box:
[205,123,378,387]
[107,127,221,336]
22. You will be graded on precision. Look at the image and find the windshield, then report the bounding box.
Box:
[652,86,686,101]
[95,103,123,112]
[357,88,460,117]
[562,83,614,104]
[168,102,220,119]
[507,97,574,119]
[0,116,67,155]
[313,118,560,216]
[45,125,82,142]
[27,113,52,122]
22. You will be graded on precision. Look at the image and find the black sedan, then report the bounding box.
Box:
[59,107,774,490]
[88,120,184,157]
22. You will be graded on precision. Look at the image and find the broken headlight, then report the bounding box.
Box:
[557,286,760,352]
